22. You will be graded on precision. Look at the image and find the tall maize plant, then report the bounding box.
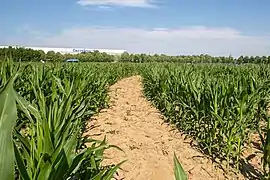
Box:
[0,59,136,179]
[0,58,19,180]
[141,63,270,177]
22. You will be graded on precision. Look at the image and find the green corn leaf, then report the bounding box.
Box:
[66,153,85,175]
[101,160,126,180]
[92,169,107,180]
[0,75,17,180]
[173,153,188,180]
[14,129,31,152]
[13,142,31,180]
[48,149,69,180]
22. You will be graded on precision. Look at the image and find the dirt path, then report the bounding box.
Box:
[85,76,243,180]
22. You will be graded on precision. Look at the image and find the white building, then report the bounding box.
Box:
[0,45,127,55]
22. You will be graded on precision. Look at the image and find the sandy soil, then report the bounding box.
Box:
[84,76,252,180]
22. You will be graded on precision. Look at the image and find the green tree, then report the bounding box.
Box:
[46,51,55,61]
[120,52,130,62]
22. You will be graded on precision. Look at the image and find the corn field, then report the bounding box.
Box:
[1,59,270,179]
[0,59,136,179]
[141,63,270,179]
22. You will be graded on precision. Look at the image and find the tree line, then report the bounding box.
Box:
[1,46,270,64]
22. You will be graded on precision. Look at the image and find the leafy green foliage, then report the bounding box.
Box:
[173,153,188,180]
[1,46,270,63]
[0,46,45,62]
[141,63,270,176]
[2,56,270,179]
[0,73,17,180]
[0,59,138,179]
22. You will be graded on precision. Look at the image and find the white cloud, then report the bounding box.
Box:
[5,26,270,57]
[77,0,157,7]
[97,5,112,9]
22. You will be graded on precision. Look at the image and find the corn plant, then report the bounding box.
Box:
[141,63,270,175]
[0,73,18,180]
[259,115,270,179]
[255,85,270,179]
[0,59,138,179]
[173,153,188,180]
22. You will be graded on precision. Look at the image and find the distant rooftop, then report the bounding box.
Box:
[0,45,127,55]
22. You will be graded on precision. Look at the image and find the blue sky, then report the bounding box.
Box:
[1,0,270,56]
